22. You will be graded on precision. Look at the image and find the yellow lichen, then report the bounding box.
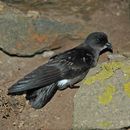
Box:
[98,121,112,127]
[84,61,123,85]
[124,82,130,98]
[98,85,116,105]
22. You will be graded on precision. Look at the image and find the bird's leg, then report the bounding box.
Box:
[69,80,80,89]
[69,85,80,89]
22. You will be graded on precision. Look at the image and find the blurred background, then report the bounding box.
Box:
[0,0,130,130]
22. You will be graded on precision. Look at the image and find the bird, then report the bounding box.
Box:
[8,32,113,109]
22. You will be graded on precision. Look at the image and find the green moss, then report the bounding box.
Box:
[98,85,116,105]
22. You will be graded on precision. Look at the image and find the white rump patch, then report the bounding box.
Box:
[57,79,69,86]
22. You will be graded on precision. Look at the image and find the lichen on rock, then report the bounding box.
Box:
[83,61,130,86]
[124,82,130,98]
[98,85,116,105]
[73,58,130,130]
[83,61,123,85]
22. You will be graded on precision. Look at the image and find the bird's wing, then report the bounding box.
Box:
[8,64,62,94]
[50,47,95,78]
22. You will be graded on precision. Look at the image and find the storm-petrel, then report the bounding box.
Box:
[8,32,113,109]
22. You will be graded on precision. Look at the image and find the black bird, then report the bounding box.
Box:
[8,32,113,109]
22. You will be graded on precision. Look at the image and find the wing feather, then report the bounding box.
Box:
[8,64,62,94]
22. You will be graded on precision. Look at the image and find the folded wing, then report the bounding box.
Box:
[8,64,62,94]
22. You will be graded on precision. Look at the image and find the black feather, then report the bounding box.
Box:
[26,83,57,109]
[8,65,62,94]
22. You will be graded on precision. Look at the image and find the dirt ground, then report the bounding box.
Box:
[0,0,130,130]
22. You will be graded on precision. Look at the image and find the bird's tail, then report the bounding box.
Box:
[25,83,57,109]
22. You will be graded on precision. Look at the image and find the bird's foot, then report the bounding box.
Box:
[69,85,80,89]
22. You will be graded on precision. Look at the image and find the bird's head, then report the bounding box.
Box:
[84,32,113,54]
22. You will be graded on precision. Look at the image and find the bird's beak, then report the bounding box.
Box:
[106,42,113,53]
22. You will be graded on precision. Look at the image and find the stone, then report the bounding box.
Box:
[42,51,54,57]
[0,2,4,11]
[27,10,40,18]
[107,54,126,60]
[73,58,130,130]
[0,0,130,57]
[18,121,24,128]
[0,2,83,56]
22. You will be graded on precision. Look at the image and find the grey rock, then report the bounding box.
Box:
[128,0,130,18]
[42,51,54,57]
[0,2,82,56]
[73,59,130,130]
[0,0,130,58]
[107,54,126,61]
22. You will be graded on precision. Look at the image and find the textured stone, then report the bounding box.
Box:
[42,51,54,57]
[73,58,130,130]
[27,10,40,18]
[0,0,130,57]
[0,2,82,56]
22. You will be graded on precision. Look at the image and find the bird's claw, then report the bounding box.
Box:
[69,85,80,89]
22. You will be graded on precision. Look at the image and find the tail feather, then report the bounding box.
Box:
[26,83,57,109]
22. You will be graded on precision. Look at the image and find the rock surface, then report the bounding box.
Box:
[0,0,130,57]
[0,1,82,56]
[73,57,130,130]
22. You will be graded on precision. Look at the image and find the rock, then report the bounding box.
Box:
[0,2,83,56]
[128,0,130,18]
[42,51,54,57]
[73,58,130,130]
[18,120,24,128]
[13,122,16,126]
[122,52,130,59]
[27,10,40,18]
[0,2,4,11]
[0,100,3,106]
[107,54,126,60]
[0,0,130,57]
